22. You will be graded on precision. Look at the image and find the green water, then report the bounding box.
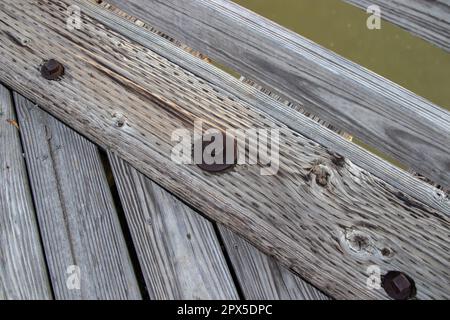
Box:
[234,0,450,111]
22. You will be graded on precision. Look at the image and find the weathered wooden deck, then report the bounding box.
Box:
[0,0,449,300]
[1,84,327,299]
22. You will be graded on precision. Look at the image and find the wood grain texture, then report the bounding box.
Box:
[0,0,449,299]
[240,77,353,141]
[343,0,450,51]
[98,3,355,143]
[108,154,239,300]
[14,95,141,300]
[106,0,450,188]
[110,151,325,300]
[217,226,329,300]
[78,0,449,214]
[102,14,345,303]
[0,84,52,300]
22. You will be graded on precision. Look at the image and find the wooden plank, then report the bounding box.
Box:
[105,0,450,188]
[217,226,329,300]
[100,11,336,303]
[240,77,353,141]
[99,4,355,143]
[1,0,449,299]
[76,2,450,202]
[77,0,449,213]
[110,152,325,300]
[0,84,52,300]
[13,95,141,300]
[343,0,450,51]
[108,154,239,300]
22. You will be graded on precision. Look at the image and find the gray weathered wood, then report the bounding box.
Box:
[14,95,141,300]
[0,84,52,300]
[240,77,353,141]
[108,153,239,300]
[77,0,449,213]
[106,0,450,188]
[110,153,326,300]
[99,9,335,302]
[218,226,329,300]
[1,0,449,299]
[343,0,450,51]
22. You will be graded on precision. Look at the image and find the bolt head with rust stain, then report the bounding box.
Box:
[41,59,65,80]
[196,132,237,173]
[382,271,416,300]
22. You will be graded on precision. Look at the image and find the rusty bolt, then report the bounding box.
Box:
[196,132,237,173]
[382,271,416,300]
[41,59,65,80]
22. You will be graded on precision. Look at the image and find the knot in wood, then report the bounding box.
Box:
[311,164,330,187]
[434,189,449,204]
[340,228,375,258]
[112,112,126,128]
[380,247,394,258]
[18,36,30,47]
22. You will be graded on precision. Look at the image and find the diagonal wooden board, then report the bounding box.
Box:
[75,0,449,214]
[105,0,450,188]
[0,0,449,299]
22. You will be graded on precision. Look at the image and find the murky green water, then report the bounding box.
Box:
[234,0,450,111]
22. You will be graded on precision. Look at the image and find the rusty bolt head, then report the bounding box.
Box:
[382,271,416,300]
[41,59,65,80]
[196,132,237,173]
